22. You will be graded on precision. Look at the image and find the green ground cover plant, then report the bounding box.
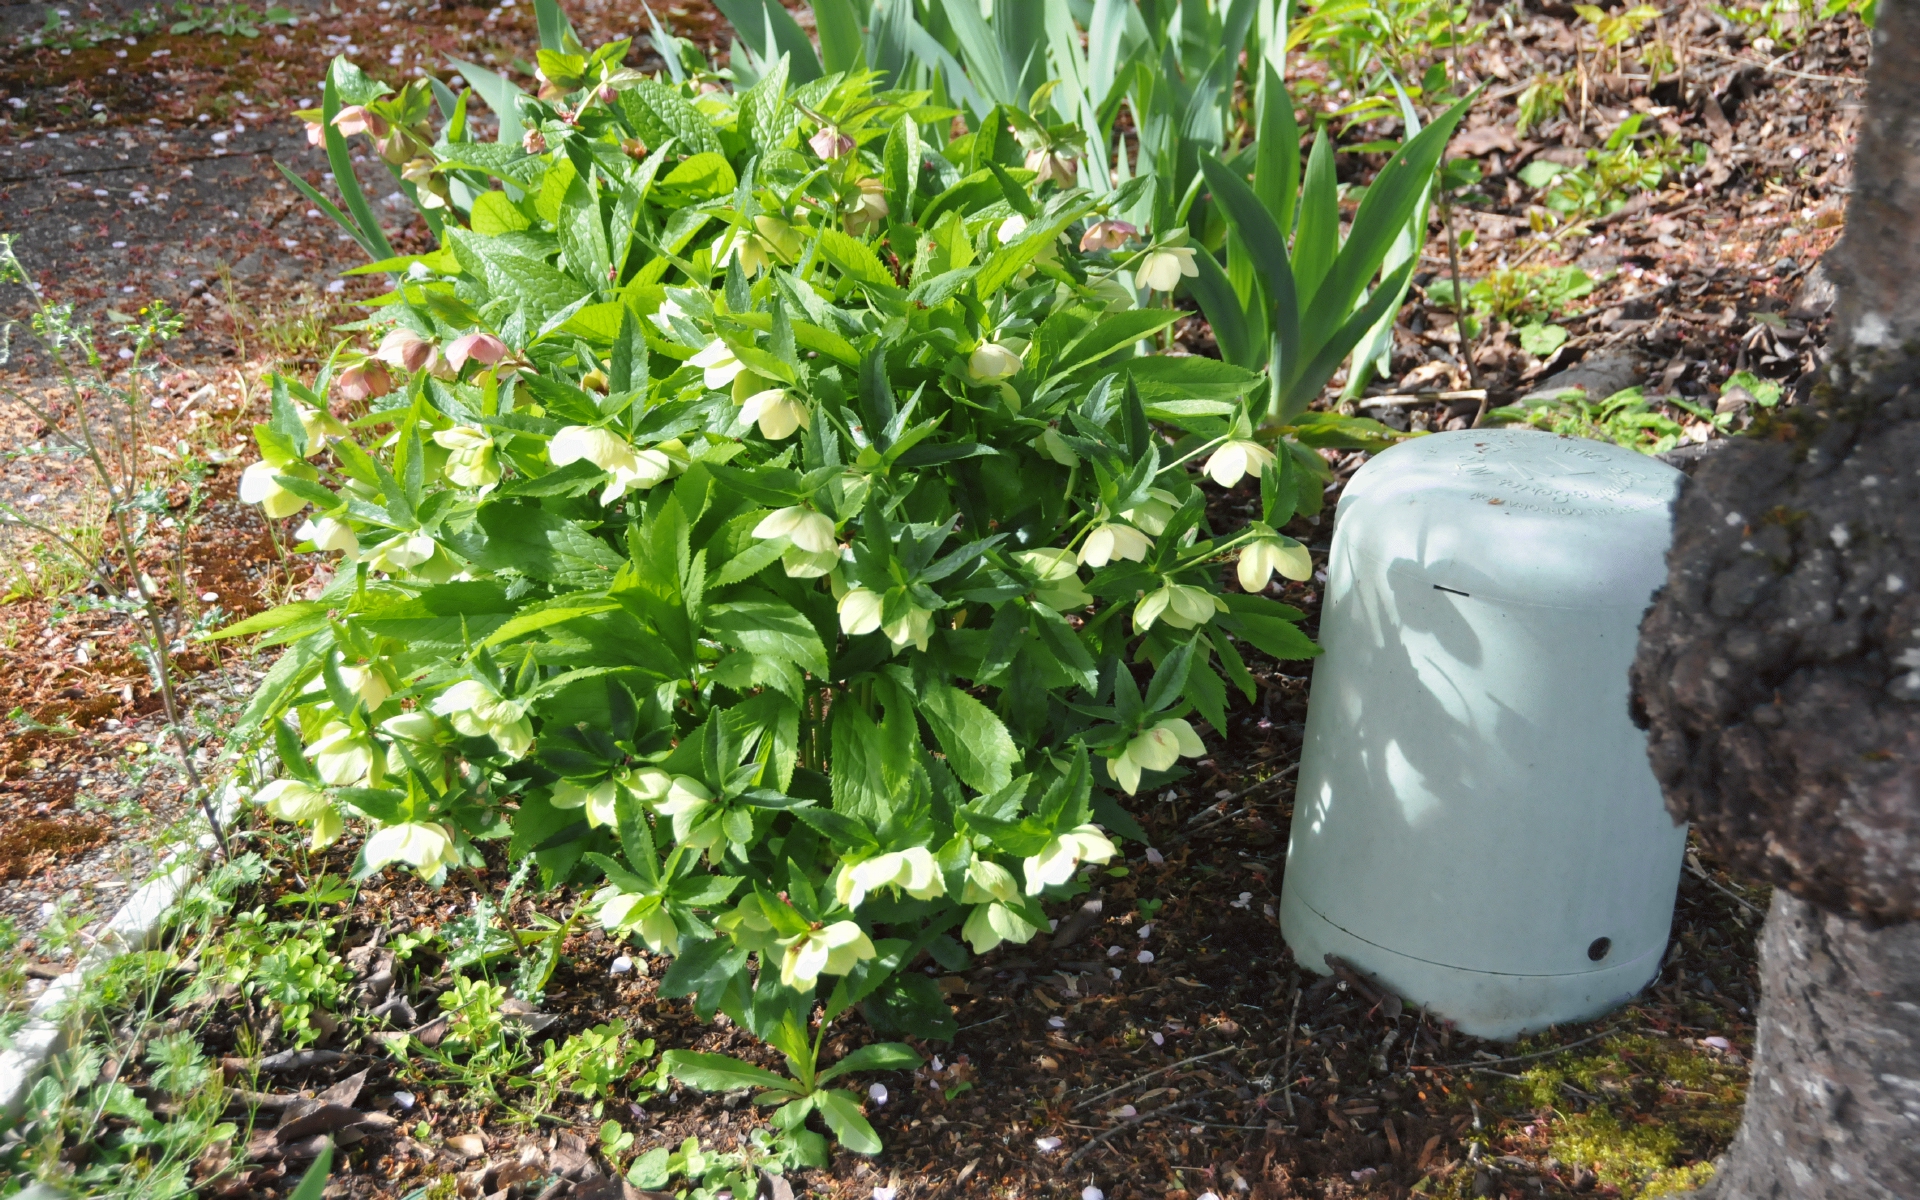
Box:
[222,7,1327,1158]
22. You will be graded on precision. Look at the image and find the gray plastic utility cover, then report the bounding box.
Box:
[1278,428,1688,1039]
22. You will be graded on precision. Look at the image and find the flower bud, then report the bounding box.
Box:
[522,128,548,154]
[621,136,648,160]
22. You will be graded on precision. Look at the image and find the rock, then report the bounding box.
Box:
[1525,351,1646,403]
[1789,258,1838,319]
[445,1133,488,1161]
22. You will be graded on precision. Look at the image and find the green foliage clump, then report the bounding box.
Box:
[226,24,1327,1155]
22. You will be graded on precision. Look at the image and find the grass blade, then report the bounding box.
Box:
[1253,63,1299,239]
[1292,128,1337,312]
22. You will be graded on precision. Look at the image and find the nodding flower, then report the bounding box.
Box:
[1025,146,1078,187]
[331,105,389,138]
[444,331,508,374]
[522,128,548,154]
[364,821,458,879]
[334,359,393,403]
[376,326,437,374]
[1135,245,1200,293]
[809,124,856,159]
[1079,219,1139,252]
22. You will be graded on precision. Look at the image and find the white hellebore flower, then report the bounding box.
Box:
[1237,537,1312,593]
[365,531,440,575]
[997,214,1028,245]
[1136,245,1199,293]
[778,920,876,991]
[1120,488,1179,537]
[1134,581,1227,632]
[753,506,836,554]
[961,856,1021,904]
[739,388,810,440]
[595,889,681,954]
[337,662,391,711]
[967,342,1023,384]
[690,339,747,390]
[365,821,458,878]
[1079,521,1152,568]
[882,605,933,653]
[431,679,534,759]
[433,424,501,489]
[649,294,686,334]
[1111,718,1207,794]
[239,457,317,519]
[1015,548,1092,612]
[835,847,946,910]
[295,515,359,555]
[962,899,1040,955]
[837,588,884,637]
[550,425,669,504]
[255,779,342,849]
[306,721,374,787]
[1203,438,1277,489]
[1023,824,1118,894]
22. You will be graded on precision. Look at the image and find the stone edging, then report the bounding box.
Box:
[0,788,246,1120]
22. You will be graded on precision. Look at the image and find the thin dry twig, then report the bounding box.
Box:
[1071,1046,1239,1112]
[1067,1095,1214,1165]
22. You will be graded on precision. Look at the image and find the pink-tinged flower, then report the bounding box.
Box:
[331,105,389,138]
[810,125,855,159]
[446,331,508,373]
[336,359,393,403]
[303,119,324,147]
[1080,219,1138,252]
[1026,146,1078,187]
[522,128,548,154]
[376,327,436,373]
[598,83,618,104]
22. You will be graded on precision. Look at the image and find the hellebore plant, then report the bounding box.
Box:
[227,34,1323,1157]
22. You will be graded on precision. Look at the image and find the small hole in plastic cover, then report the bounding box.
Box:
[1587,937,1612,962]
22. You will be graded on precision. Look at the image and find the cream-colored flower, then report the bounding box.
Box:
[433,424,500,489]
[997,214,1028,245]
[550,425,637,474]
[1237,536,1312,593]
[838,587,884,637]
[295,515,359,555]
[962,900,1039,954]
[1023,824,1118,894]
[257,778,328,822]
[739,388,810,440]
[834,847,945,910]
[296,404,349,450]
[239,459,317,519]
[364,532,440,575]
[431,679,533,760]
[596,889,681,955]
[365,821,458,878]
[1079,521,1152,567]
[553,778,618,827]
[690,339,747,390]
[1111,718,1206,794]
[649,294,686,334]
[1016,548,1092,612]
[782,545,839,578]
[778,920,875,991]
[968,342,1023,384]
[306,722,373,787]
[882,604,933,653]
[1136,245,1199,293]
[1120,488,1179,537]
[754,506,836,554]
[1134,582,1226,632]
[337,662,391,711]
[961,856,1021,905]
[845,177,889,236]
[1203,438,1278,489]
